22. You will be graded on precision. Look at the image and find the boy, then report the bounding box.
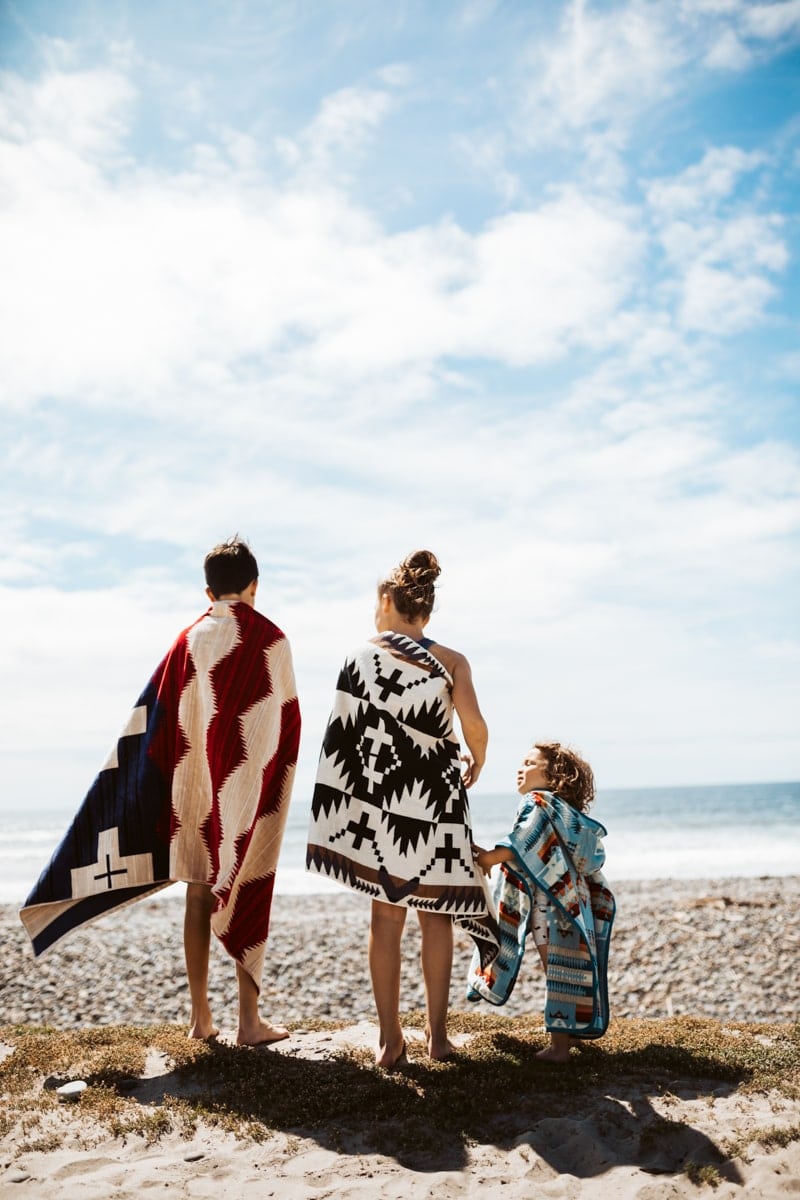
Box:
[21,537,301,1045]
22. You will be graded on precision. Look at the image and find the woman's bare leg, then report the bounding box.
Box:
[369,900,407,1067]
[235,964,289,1046]
[418,910,455,1060]
[184,883,218,1039]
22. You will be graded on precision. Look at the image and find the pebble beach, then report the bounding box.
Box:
[2,875,799,1199]
[2,875,797,1029]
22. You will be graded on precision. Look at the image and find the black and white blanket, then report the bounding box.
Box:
[306,633,499,966]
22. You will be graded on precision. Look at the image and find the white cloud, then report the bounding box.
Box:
[646,146,765,213]
[0,60,134,157]
[522,0,682,140]
[0,64,647,411]
[1,21,798,795]
[644,147,787,334]
[743,1,800,40]
[704,28,753,68]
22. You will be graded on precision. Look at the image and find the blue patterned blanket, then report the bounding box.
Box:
[466,790,615,1038]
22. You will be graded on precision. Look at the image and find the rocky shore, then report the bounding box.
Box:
[2,875,797,1030]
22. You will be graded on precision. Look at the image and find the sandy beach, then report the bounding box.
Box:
[2,876,799,1197]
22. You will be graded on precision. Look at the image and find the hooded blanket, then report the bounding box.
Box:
[306,632,499,967]
[20,600,300,991]
[466,791,615,1038]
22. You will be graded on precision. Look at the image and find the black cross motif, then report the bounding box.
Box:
[347,812,377,851]
[94,854,128,890]
[433,833,462,874]
[374,664,406,703]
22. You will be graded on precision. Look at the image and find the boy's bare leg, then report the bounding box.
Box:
[235,964,289,1045]
[418,910,455,1060]
[184,883,219,1039]
[369,900,407,1067]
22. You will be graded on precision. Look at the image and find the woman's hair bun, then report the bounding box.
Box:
[399,549,441,588]
[380,549,440,620]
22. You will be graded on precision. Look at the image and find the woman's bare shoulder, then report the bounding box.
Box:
[426,641,469,674]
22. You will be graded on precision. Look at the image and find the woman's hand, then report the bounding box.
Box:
[461,752,482,788]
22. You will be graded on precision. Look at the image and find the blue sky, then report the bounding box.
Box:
[1,0,799,806]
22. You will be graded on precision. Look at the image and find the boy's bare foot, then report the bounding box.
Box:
[188,1021,219,1040]
[188,1007,219,1040]
[236,1020,290,1046]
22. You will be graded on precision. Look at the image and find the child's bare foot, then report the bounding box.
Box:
[536,1032,572,1063]
[236,1019,289,1046]
[535,1044,571,1063]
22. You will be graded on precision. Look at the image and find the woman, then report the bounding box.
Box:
[307,550,499,1067]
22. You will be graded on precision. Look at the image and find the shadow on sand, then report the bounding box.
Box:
[58,1027,754,1182]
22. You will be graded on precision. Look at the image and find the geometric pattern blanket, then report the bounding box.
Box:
[20,600,301,993]
[466,790,615,1037]
[306,632,500,968]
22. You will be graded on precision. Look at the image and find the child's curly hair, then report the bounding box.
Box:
[535,741,595,812]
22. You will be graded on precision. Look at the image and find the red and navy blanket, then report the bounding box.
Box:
[20,600,300,992]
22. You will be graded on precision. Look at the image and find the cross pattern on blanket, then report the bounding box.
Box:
[70,826,154,895]
[359,715,403,793]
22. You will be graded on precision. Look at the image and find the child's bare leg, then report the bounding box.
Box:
[369,900,407,1067]
[535,936,576,1058]
[418,910,455,1060]
[235,964,289,1046]
[184,883,218,1039]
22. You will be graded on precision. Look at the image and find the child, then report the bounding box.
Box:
[470,742,615,1063]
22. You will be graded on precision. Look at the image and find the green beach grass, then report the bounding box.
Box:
[2,1014,798,1171]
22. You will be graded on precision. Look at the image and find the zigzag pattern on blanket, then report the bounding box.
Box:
[20,600,301,991]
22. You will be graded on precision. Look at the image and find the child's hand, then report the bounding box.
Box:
[471,844,493,876]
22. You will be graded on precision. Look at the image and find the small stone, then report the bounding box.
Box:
[56,1080,87,1102]
[7,1172,31,1183]
[184,1152,205,1162]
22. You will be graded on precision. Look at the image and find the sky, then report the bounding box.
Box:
[1,0,799,809]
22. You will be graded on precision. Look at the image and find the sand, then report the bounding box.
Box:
[1,877,798,1197]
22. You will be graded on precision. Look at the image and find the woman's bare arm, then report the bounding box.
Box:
[449,651,488,788]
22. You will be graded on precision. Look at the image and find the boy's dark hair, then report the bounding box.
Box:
[204,537,258,598]
[536,741,595,812]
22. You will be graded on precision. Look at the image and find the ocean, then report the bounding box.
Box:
[2,781,798,907]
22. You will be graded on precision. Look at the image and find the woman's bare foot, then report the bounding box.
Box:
[237,1019,290,1047]
[425,1028,456,1061]
[375,1036,406,1070]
